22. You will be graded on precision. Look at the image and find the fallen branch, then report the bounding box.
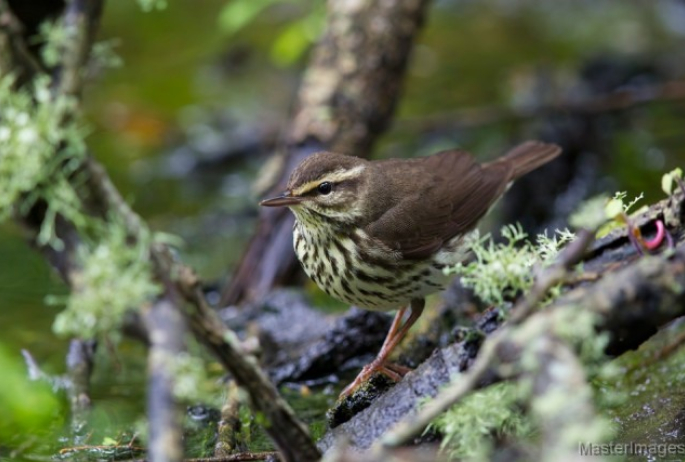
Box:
[125,453,277,462]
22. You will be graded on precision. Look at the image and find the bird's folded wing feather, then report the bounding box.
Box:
[364,149,513,260]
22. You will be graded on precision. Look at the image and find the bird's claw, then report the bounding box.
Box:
[339,360,411,398]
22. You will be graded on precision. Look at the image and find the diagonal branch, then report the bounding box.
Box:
[1,5,320,462]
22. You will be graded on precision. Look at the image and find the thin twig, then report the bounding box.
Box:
[65,339,96,443]
[378,333,501,449]
[509,228,594,324]
[56,0,104,97]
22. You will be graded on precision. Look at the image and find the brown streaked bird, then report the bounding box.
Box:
[260,141,561,397]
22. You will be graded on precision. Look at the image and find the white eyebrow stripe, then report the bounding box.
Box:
[292,165,365,196]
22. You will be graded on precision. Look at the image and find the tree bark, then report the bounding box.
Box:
[221,0,432,305]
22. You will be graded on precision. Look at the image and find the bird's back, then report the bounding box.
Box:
[362,141,560,260]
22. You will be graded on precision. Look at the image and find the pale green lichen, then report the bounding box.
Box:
[91,39,124,70]
[35,21,68,67]
[430,382,533,461]
[0,73,163,339]
[168,352,223,406]
[53,222,161,338]
[446,224,575,306]
[0,75,87,230]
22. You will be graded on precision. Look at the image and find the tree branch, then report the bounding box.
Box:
[56,0,104,97]
[143,297,186,462]
[2,4,320,461]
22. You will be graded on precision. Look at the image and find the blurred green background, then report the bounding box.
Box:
[1,0,684,455]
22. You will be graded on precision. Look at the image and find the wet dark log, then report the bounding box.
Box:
[221,0,432,305]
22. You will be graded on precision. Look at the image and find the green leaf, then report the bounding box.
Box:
[218,0,282,35]
[661,167,683,196]
[270,21,311,66]
[0,345,64,442]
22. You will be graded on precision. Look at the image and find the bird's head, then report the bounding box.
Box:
[260,152,369,226]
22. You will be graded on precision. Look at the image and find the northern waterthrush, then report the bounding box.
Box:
[261,141,561,396]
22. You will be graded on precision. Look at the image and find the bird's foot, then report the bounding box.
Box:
[339,359,411,398]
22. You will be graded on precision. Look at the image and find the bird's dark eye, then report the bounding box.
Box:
[318,182,332,195]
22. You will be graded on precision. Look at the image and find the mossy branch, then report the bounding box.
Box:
[0,4,320,462]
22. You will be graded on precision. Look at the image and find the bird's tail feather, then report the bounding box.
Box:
[490,140,562,180]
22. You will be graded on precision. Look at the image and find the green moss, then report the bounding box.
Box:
[430,382,533,461]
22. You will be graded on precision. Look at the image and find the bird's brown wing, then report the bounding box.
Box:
[364,149,513,260]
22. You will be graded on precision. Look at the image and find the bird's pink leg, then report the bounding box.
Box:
[340,300,424,398]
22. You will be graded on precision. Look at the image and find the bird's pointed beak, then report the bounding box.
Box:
[260,191,302,207]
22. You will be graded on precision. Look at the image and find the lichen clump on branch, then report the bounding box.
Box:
[445,225,575,306]
[0,74,161,338]
[53,223,161,338]
[0,75,86,229]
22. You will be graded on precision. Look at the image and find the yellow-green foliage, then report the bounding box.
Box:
[36,21,68,67]
[218,0,325,67]
[52,222,161,338]
[431,382,532,461]
[661,167,683,195]
[0,344,64,442]
[596,191,646,238]
[137,0,167,12]
[446,225,575,306]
